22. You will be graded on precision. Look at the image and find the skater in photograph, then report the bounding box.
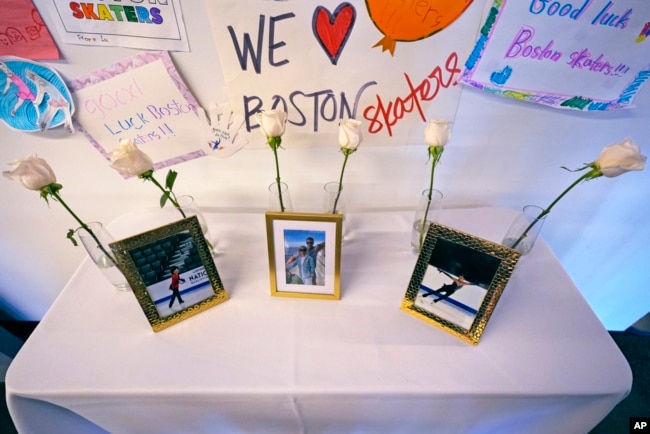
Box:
[423,271,472,303]
[168,266,186,308]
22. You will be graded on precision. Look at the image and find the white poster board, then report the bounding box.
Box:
[207,0,485,148]
[35,0,189,51]
[460,0,650,111]
[69,51,205,172]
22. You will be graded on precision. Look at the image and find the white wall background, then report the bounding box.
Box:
[0,0,648,330]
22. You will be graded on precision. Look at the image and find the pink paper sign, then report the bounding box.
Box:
[0,0,59,60]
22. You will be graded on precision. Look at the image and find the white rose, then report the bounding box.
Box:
[3,154,56,190]
[339,119,362,151]
[595,138,646,178]
[109,139,154,176]
[255,110,287,138]
[424,119,452,148]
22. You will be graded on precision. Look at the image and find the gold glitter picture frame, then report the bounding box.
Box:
[401,222,520,345]
[110,216,228,332]
[265,211,343,300]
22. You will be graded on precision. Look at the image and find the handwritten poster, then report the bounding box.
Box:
[34,0,189,51]
[0,0,59,59]
[69,51,205,172]
[207,0,484,148]
[460,0,650,111]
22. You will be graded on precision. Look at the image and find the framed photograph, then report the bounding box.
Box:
[265,211,343,300]
[401,222,521,345]
[110,216,228,332]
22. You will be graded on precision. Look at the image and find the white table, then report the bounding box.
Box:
[6,208,632,434]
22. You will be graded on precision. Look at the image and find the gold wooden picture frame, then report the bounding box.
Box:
[110,216,228,332]
[401,222,521,345]
[265,211,343,300]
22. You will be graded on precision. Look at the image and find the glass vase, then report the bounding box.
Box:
[177,195,214,251]
[75,222,129,291]
[411,189,443,254]
[268,182,293,212]
[324,181,345,214]
[502,205,546,255]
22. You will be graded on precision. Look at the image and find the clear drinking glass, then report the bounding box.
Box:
[268,182,293,212]
[76,222,129,291]
[176,195,215,251]
[502,205,546,255]
[411,189,443,254]
[323,181,344,214]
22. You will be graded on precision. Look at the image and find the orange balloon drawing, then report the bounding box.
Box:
[366,0,474,55]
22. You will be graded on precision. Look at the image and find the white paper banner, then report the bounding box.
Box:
[460,0,650,111]
[35,0,189,51]
[207,0,485,148]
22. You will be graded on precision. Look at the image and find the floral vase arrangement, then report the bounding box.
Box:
[503,138,647,254]
[327,118,362,214]
[256,109,290,212]
[109,139,186,218]
[412,119,451,253]
[3,155,129,290]
[108,139,214,250]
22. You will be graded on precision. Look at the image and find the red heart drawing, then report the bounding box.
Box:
[313,3,356,65]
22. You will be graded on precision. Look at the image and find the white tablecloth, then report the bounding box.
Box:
[6,208,632,434]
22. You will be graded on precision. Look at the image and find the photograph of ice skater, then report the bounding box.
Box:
[168,266,186,308]
[422,271,473,303]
